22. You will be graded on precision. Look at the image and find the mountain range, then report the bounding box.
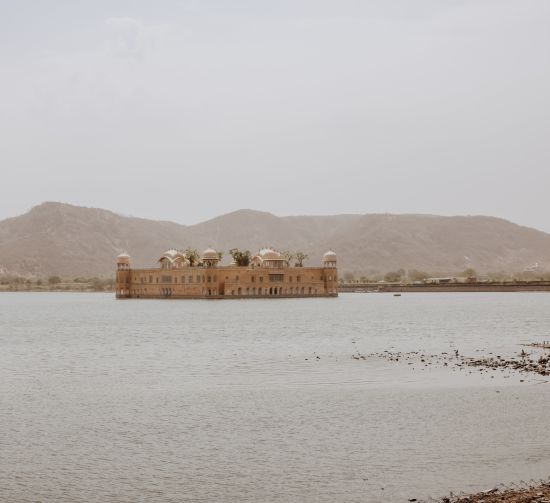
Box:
[0,202,549,278]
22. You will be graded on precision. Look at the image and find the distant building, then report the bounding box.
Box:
[423,276,476,284]
[116,249,338,299]
[524,262,540,272]
[423,277,470,284]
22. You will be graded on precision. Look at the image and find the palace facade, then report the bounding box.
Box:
[116,248,338,299]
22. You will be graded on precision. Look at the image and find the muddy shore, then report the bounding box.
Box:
[423,482,550,502]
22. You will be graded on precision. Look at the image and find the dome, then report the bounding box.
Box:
[323,250,337,262]
[172,253,188,265]
[162,249,179,258]
[117,252,130,262]
[158,249,181,264]
[259,248,282,260]
[202,248,219,260]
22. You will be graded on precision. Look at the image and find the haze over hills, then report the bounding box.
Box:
[0,202,549,278]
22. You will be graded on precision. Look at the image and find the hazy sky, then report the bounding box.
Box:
[1,1,549,231]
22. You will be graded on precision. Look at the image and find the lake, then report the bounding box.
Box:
[1,292,550,502]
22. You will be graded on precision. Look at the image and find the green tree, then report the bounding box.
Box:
[91,277,104,291]
[343,272,355,283]
[463,268,477,278]
[185,248,200,267]
[384,270,404,283]
[295,252,308,267]
[217,251,224,262]
[229,248,251,266]
[408,269,429,282]
[48,276,62,285]
[281,250,294,266]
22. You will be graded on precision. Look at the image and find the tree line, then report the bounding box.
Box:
[0,276,116,291]
[179,248,309,267]
[340,268,550,284]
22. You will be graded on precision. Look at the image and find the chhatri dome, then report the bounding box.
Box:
[157,249,187,269]
[201,247,219,260]
[323,250,337,261]
[323,251,337,267]
[202,247,220,267]
[116,252,130,270]
[161,249,180,258]
[259,248,281,260]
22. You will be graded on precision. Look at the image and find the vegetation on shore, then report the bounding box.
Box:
[340,268,550,285]
[0,276,115,292]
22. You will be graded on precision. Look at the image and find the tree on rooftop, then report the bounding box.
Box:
[295,252,308,267]
[281,250,294,266]
[185,248,200,267]
[229,248,251,266]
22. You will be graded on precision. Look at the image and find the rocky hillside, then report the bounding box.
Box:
[0,202,549,278]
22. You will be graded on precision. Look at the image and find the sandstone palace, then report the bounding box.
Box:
[116,248,338,299]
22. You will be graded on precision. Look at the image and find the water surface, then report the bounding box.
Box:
[1,292,550,502]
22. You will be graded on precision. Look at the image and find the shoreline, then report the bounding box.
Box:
[340,281,550,293]
[2,288,550,294]
[425,481,550,502]
[0,290,111,294]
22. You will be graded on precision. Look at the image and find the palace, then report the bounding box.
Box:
[116,248,338,299]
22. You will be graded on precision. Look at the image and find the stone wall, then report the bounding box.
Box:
[116,265,338,299]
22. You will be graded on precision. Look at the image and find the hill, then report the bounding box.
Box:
[0,202,549,278]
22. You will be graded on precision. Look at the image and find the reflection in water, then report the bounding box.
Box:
[1,292,550,502]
